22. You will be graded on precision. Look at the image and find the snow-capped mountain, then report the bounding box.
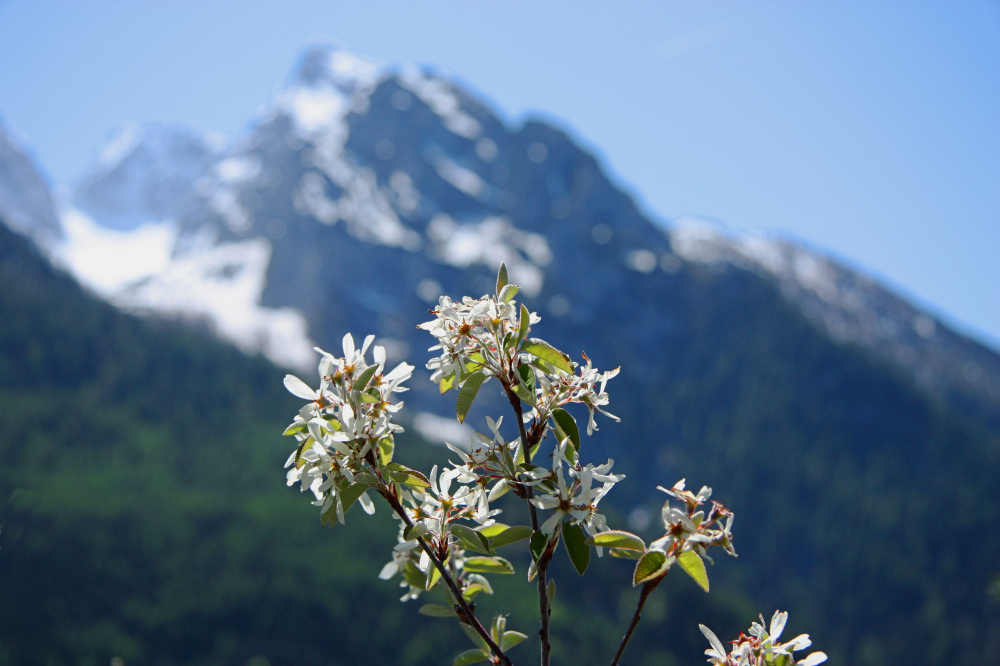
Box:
[670,218,1000,415]
[59,43,997,421]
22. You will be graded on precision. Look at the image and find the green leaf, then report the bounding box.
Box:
[320,481,371,526]
[499,283,519,303]
[404,522,429,541]
[456,371,488,423]
[385,463,431,489]
[519,361,536,388]
[354,364,380,390]
[463,556,515,574]
[496,262,509,295]
[529,530,548,562]
[465,351,486,374]
[454,648,490,666]
[354,390,380,404]
[677,550,710,592]
[518,303,531,342]
[418,603,456,618]
[451,524,492,553]
[488,525,533,550]
[425,559,443,591]
[463,578,493,601]
[521,337,574,374]
[461,624,489,652]
[352,472,380,488]
[403,560,426,590]
[501,630,528,650]
[512,380,537,407]
[378,436,394,465]
[562,521,590,575]
[551,408,581,456]
[633,550,670,586]
[440,372,456,394]
[477,523,509,540]
[282,421,306,436]
[589,530,646,551]
[610,547,644,560]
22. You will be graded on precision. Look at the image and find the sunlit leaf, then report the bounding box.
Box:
[282,421,306,436]
[354,364,379,390]
[463,556,515,574]
[521,338,574,374]
[589,530,646,551]
[452,524,491,553]
[501,630,528,650]
[499,283,519,303]
[633,550,670,586]
[678,549,710,592]
[425,558,443,591]
[457,371,488,423]
[440,372,456,394]
[488,525,533,550]
[353,390,380,404]
[454,648,490,666]
[477,523,509,540]
[518,303,531,342]
[496,262,509,296]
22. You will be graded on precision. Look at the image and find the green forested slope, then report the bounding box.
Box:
[2,221,999,665]
[0,224,741,665]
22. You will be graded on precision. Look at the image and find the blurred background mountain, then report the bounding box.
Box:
[1,38,999,666]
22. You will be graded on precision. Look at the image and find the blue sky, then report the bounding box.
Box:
[1,1,998,349]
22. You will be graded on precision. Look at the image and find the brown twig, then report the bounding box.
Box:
[610,576,665,666]
[505,385,552,666]
[381,487,512,666]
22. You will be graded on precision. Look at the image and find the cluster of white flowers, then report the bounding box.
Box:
[418,292,620,436]
[379,463,504,602]
[650,479,736,561]
[419,293,534,385]
[528,438,624,535]
[282,334,413,523]
[700,611,827,666]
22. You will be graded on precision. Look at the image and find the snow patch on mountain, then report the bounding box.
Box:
[115,237,315,371]
[280,46,384,139]
[291,167,421,250]
[433,154,486,198]
[55,207,176,296]
[426,215,550,295]
[399,65,482,139]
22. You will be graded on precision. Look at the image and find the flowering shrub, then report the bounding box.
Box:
[281,264,825,666]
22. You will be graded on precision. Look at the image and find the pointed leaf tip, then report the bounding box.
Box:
[677,550,709,592]
[496,262,509,295]
[456,371,488,423]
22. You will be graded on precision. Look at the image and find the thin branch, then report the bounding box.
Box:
[505,386,552,666]
[610,577,665,666]
[381,487,512,666]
